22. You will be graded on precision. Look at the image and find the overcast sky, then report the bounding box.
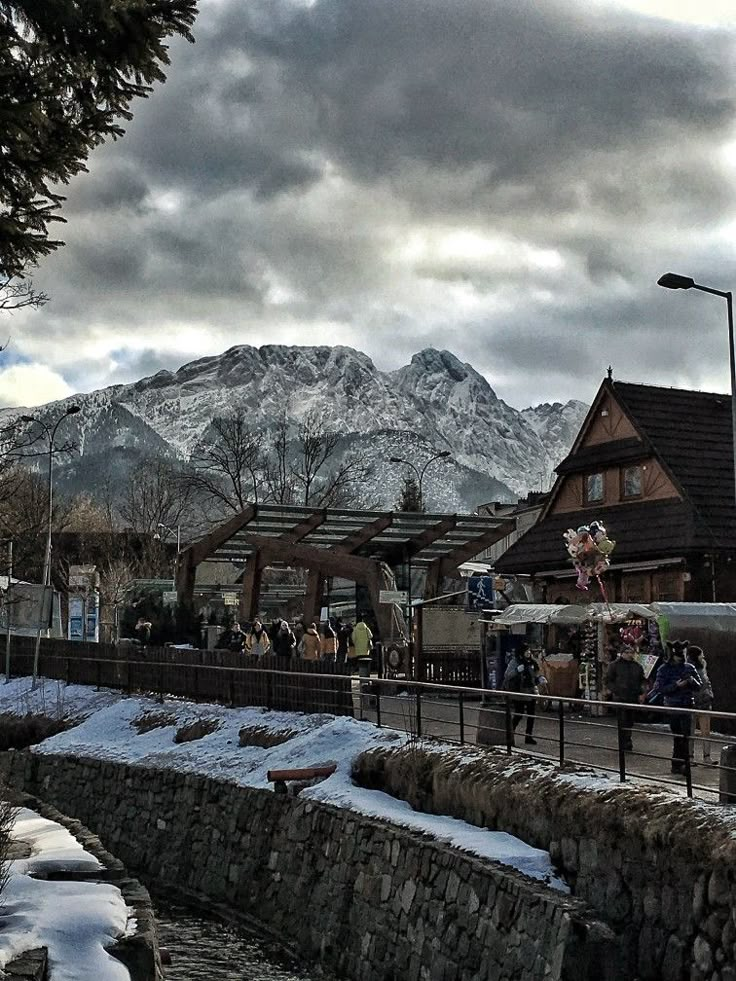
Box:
[3,0,736,410]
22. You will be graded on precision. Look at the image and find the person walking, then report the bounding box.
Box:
[502,646,546,746]
[245,619,271,658]
[606,647,646,751]
[351,615,373,661]
[272,620,296,658]
[321,621,338,661]
[337,621,352,663]
[687,645,714,764]
[651,641,701,774]
[218,621,247,654]
[301,622,322,661]
[135,617,152,649]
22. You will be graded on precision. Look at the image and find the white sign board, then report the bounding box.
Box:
[163,591,178,607]
[223,592,239,606]
[379,589,408,605]
[69,575,88,587]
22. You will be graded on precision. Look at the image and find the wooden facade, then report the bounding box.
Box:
[497,378,736,602]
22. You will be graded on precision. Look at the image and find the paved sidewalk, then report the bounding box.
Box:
[354,686,731,802]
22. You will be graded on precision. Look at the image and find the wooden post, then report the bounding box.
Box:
[240,550,264,622]
[303,567,322,625]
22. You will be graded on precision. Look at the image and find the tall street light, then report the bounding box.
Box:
[20,405,81,683]
[389,450,451,511]
[657,272,736,504]
[155,522,181,553]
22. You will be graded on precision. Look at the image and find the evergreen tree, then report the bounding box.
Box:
[396,475,423,513]
[0,0,198,277]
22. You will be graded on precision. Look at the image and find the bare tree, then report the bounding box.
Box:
[262,412,296,505]
[119,457,191,536]
[0,277,49,314]
[289,410,375,508]
[186,408,265,514]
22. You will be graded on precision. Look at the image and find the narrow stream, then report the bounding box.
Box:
[154,900,321,981]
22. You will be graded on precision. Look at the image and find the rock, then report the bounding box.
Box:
[694,935,714,976]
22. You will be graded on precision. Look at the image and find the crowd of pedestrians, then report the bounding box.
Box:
[216,613,374,665]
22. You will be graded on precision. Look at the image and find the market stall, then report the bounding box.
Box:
[490,602,662,703]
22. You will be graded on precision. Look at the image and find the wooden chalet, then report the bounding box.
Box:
[495,377,736,604]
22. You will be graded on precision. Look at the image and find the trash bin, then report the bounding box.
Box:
[357,657,372,679]
[719,745,736,804]
[476,703,508,746]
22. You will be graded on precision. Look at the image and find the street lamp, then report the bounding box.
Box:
[657,272,736,504]
[20,405,81,683]
[154,522,181,553]
[389,450,451,511]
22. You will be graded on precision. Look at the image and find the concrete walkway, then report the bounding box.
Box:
[353,685,732,802]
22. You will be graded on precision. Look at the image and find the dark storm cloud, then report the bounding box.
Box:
[18,0,736,409]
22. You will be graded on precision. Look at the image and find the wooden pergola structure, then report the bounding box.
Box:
[176,504,514,638]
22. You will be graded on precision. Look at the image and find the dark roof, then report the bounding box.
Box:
[613,382,736,541]
[495,499,698,574]
[497,379,736,575]
[555,437,649,475]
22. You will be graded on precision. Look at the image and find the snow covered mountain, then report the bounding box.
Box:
[3,346,588,512]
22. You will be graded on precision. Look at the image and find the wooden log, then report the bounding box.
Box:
[267,764,336,782]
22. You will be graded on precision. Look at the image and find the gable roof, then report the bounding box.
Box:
[496,379,736,575]
[613,381,736,541]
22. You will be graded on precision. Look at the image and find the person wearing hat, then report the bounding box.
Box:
[650,640,701,774]
[606,646,646,752]
[502,645,547,745]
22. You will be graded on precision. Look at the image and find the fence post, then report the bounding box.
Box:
[415,686,422,739]
[64,657,70,687]
[376,682,382,729]
[459,691,465,745]
[616,707,626,783]
[558,699,565,767]
[157,655,164,705]
[684,720,693,798]
[505,696,513,755]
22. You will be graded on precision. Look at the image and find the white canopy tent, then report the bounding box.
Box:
[492,603,656,626]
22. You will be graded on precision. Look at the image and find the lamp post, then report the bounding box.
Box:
[657,273,736,504]
[20,405,81,684]
[155,522,181,553]
[389,450,451,511]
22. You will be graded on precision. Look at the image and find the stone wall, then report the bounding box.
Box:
[4,751,622,981]
[353,746,736,981]
[6,788,161,981]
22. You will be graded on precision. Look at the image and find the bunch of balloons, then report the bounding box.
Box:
[620,623,644,647]
[563,521,616,591]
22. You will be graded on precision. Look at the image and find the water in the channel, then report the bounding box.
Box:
[154,900,321,981]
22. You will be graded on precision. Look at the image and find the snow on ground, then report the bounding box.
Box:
[0,676,122,721]
[0,677,566,890]
[0,807,132,981]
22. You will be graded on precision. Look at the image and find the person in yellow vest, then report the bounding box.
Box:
[351,615,373,659]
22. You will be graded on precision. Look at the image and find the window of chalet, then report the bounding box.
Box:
[622,465,642,499]
[585,472,604,504]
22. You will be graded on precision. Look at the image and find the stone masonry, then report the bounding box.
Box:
[3,750,622,981]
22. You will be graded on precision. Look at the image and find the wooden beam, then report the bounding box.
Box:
[226,530,375,581]
[437,518,516,579]
[333,514,393,554]
[175,549,196,607]
[187,504,257,567]
[383,515,459,567]
[279,509,327,545]
[240,550,263,622]
[303,568,322,625]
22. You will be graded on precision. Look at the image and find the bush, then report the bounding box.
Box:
[132,711,177,734]
[0,713,76,750]
[238,725,296,748]
[174,719,220,743]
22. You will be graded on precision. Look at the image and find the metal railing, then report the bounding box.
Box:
[4,636,736,802]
